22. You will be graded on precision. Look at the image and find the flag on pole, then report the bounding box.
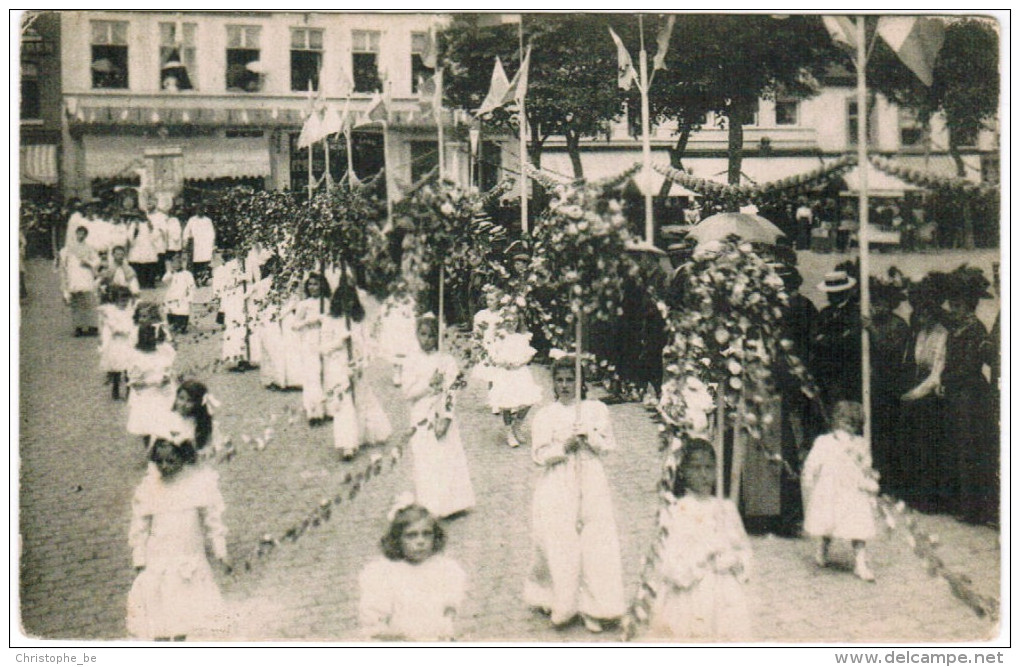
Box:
[821,15,857,50]
[501,45,531,105]
[355,92,389,127]
[320,105,348,137]
[652,15,676,71]
[475,57,511,116]
[476,58,511,115]
[420,26,438,69]
[608,27,638,90]
[297,108,324,148]
[475,13,521,28]
[876,16,945,87]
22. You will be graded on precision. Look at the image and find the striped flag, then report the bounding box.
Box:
[876,16,945,87]
[608,27,638,90]
[475,57,511,116]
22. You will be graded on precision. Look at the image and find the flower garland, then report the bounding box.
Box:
[623,238,817,639]
[869,155,998,199]
[654,155,858,207]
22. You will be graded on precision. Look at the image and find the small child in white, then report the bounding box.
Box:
[358,497,467,641]
[162,252,196,334]
[97,284,136,400]
[649,439,752,640]
[802,400,879,581]
[487,307,543,448]
[127,439,230,640]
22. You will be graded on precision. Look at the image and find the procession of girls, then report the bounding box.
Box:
[61,199,997,640]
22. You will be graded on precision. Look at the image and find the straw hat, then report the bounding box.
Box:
[817,270,857,293]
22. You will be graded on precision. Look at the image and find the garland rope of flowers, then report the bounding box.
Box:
[869,154,998,198]
[654,154,858,204]
[592,161,643,190]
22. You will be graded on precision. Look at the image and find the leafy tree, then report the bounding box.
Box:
[442,14,623,179]
[608,14,840,190]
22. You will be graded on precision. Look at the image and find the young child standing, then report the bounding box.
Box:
[401,314,475,519]
[126,439,230,640]
[358,499,466,641]
[126,323,177,451]
[524,356,624,633]
[321,281,392,460]
[291,274,331,425]
[470,285,503,391]
[162,253,196,334]
[648,439,753,640]
[97,284,136,400]
[801,400,879,582]
[487,308,543,448]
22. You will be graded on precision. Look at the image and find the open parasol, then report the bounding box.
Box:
[686,212,786,246]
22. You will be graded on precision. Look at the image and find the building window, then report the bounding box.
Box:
[479,142,502,192]
[352,30,381,93]
[159,22,197,91]
[226,25,262,92]
[410,141,439,183]
[291,28,323,92]
[897,107,923,147]
[21,62,41,119]
[410,32,434,94]
[91,20,128,89]
[847,99,875,145]
[775,98,799,126]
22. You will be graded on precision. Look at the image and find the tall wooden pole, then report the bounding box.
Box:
[639,16,654,244]
[856,16,872,443]
[436,67,446,182]
[519,22,528,234]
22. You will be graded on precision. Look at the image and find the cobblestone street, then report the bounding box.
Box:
[17,258,1001,644]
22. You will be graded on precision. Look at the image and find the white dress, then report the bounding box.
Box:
[374,294,418,365]
[162,270,195,317]
[358,555,467,641]
[214,259,254,363]
[253,282,301,389]
[523,400,625,624]
[487,331,543,411]
[98,304,136,372]
[402,350,475,518]
[648,494,753,641]
[125,343,177,437]
[126,465,227,639]
[801,431,877,541]
[321,316,392,454]
[291,297,328,419]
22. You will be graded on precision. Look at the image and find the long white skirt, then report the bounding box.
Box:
[408,420,475,519]
[523,454,626,625]
[126,554,225,639]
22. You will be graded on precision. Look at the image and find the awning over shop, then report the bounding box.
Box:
[68,103,306,128]
[20,144,58,185]
[841,162,920,196]
[83,134,271,180]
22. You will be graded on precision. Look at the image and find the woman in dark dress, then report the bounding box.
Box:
[896,278,950,511]
[942,267,996,525]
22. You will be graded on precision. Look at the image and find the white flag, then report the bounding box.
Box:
[476,57,511,116]
[608,27,638,90]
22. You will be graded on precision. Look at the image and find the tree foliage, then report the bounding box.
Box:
[442,14,624,178]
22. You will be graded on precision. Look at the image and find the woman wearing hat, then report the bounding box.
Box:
[942,267,996,525]
[864,278,911,502]
[897,276,950,512]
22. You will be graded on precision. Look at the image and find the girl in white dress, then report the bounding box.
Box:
[321,281,393,460]
[401,314,475,519]
[97,284,136,400]
[158,380,218,455]
[802,401,879,581]
[127,439,230,640]
[291,274,331,425]
[487,308,543,448]
[214,250,256,369]
[470,285,503,390]
[126,323,177,451]
[524,356,625,632]
[648,439,753,641]
[358,498,466,641]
